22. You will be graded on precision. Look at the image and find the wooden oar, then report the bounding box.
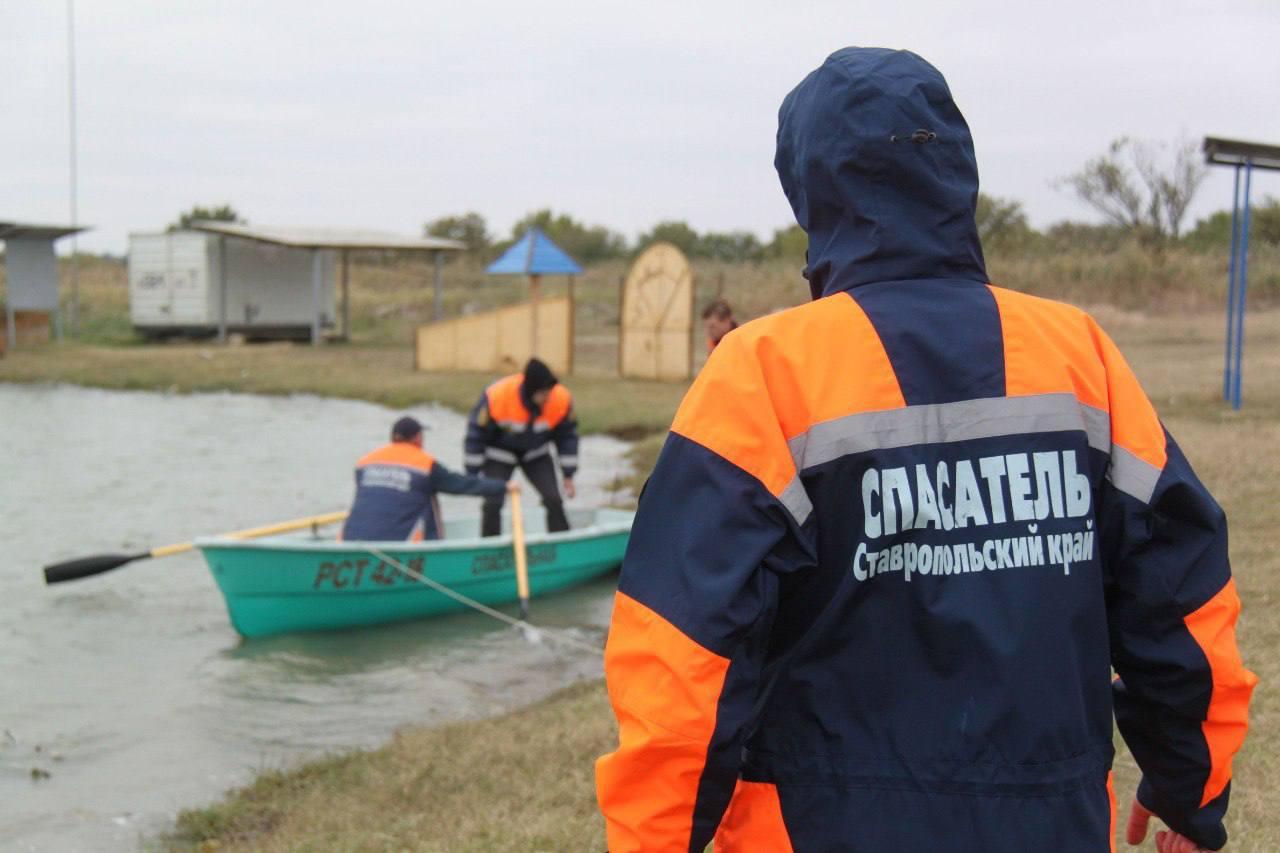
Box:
[509,488,531,620]
[43,511,349,585]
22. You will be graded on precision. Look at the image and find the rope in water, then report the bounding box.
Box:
[363,545,604,656]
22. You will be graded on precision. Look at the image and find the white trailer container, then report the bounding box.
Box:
[128,230,336,340]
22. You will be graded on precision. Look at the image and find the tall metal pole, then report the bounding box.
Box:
[217,236,228,344]
[67,0,80,336]
[341,249,350,340]
[1223,165,1242,402]
[310,249,322,346]
[1231,160,1254,410]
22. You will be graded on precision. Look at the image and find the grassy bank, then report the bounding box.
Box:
[0,343,686,438]
[3,243,1279,351]
[168,310,1280,851]
[3,246,1277,436]
[169,681,615,852]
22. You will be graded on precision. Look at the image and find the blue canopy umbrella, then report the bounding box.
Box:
[486,229,583,367]
[486,228,583,277]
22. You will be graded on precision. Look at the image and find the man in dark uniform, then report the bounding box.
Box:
[596,48,1254,852]
[464,358,579,537]
[342,416,511,541]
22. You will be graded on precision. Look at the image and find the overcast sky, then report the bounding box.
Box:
[3,0,1278,254]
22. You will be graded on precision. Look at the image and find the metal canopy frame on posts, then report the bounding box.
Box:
[1204,137,1280,410]
[189,222,465,346]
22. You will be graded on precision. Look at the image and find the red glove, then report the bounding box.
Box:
[1126,799,1211,852]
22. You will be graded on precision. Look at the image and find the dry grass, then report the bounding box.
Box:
[163,309,1279,852]
[4,245,1275,435]
[990,243,1280,311]
[2,244,1276,351]
[1093,308,1280,851]
[166,680,617,852]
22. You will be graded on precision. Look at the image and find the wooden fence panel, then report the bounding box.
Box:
[415,296,572,375]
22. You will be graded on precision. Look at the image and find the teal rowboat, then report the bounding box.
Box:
[195,508,632,638]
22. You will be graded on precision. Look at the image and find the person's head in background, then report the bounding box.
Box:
[522,357,559,407]
[391,416,424,448]
[702,299,737,350]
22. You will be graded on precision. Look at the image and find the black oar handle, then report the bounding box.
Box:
[43,552,149,585]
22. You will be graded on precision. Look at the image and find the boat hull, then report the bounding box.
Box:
[196,509,631,638]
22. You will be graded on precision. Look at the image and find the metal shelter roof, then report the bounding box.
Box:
[0,221,88,241]
[188,222,466,251]
[486,228,583,275]
[1203,137,1280,172]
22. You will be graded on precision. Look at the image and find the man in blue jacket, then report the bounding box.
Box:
[596,48,1255,852]
[342,416,511,541]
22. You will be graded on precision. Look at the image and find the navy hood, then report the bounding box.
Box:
[775,48,987,298]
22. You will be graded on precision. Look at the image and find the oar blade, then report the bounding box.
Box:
[43,553,145,585]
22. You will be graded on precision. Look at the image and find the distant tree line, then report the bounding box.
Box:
[168,136,1279,270]
[424,209,782,264]
[424,198,1278,269]
[169,204,241,232]
[1182,198,1280,250]
[422,136,1277,265]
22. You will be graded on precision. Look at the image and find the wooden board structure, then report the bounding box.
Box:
[415,295,573,376]
[0,310,52,352]
[620,243,694,381]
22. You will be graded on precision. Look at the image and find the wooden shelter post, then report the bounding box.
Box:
[340,249,350,341]
[310,249,323,346]
[217,236,229,344]
[432,250,444,321]
[567,274,576,374]
[529,273,542,353]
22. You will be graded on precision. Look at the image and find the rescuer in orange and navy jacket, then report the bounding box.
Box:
[342,416,509,541]
[596,48,1256,852]
[464,358,580,537]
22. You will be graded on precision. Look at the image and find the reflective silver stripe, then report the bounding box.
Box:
[484,447,518,463]
[788,393,1109,473]
[559,455,579,468]
[1081,404,1111,455]
[523,443,552,460]
[463,453,485,468]
[779,477,813,526]
[496,419,525,431]
[356,461,431,475]
[533,422,551,433]
[1107,445,1162,504]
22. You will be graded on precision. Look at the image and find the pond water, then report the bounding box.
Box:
[0,384,629,851]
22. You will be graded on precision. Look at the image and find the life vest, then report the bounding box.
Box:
[485,374,573,433]
[341,442,440,541]
[464,374,579,475]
